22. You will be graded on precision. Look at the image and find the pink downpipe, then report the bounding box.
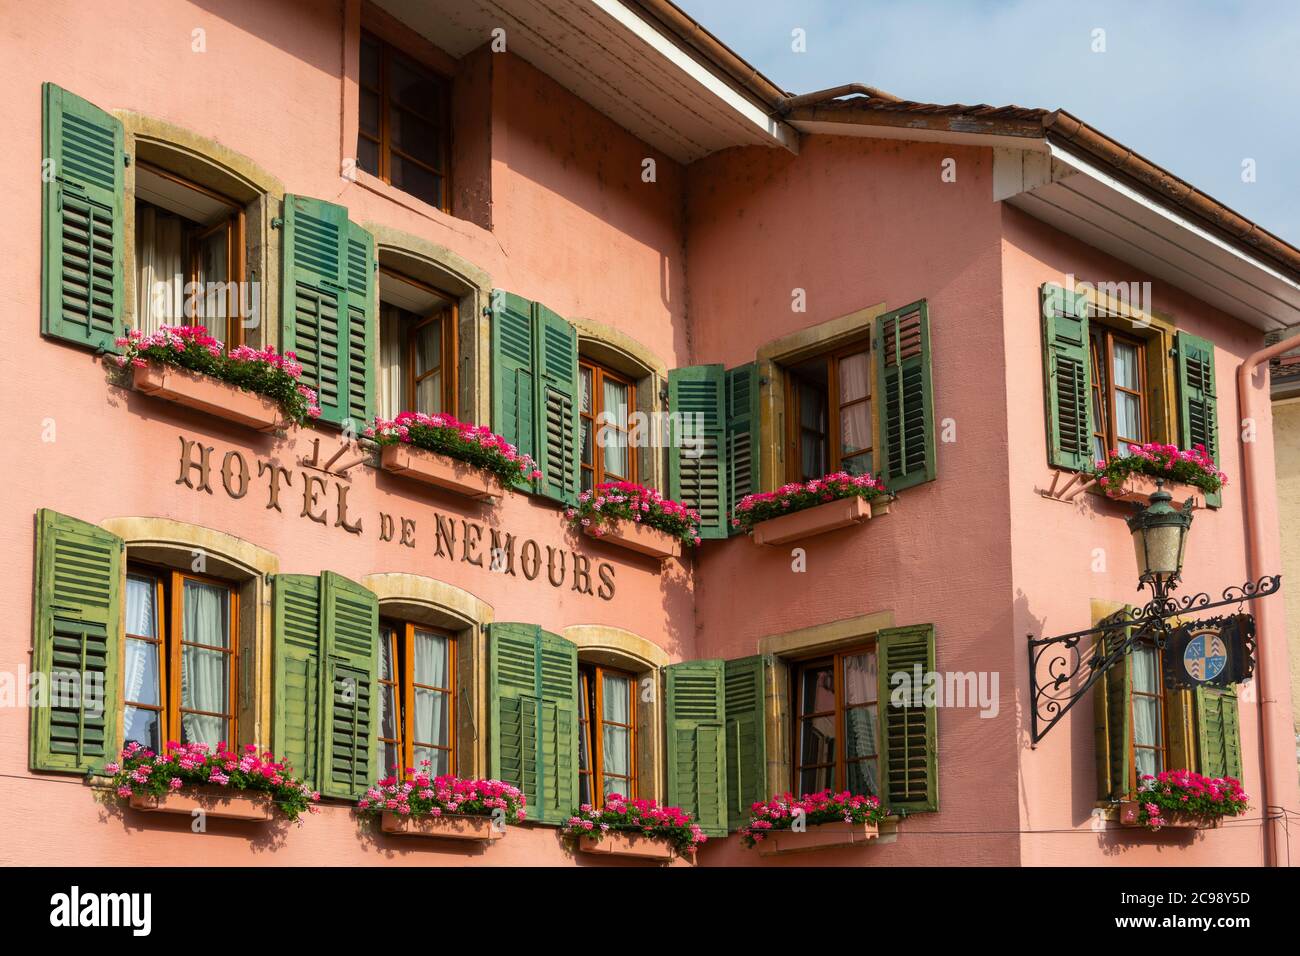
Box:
[1237,333,1300,867]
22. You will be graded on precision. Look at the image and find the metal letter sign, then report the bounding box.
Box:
[1162,614,1255,690]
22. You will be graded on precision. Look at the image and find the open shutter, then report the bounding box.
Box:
[665,660,727,835]
[876,625,938,812]
[1195,686,1242,779]
[1175,331,1221,507]
[343,221,376,430]
[282,194,349,426]
[1165,686,1195,773]
[725,363,761,535]
[536,629,579,823]
[1040,284,1093,470]
[318,571,379,799]
[724,655,767,828]
[30,509,122,773]
[272,574,322,789]
[875,300,936,490]
[490,291,536,462]
[42,83,124,351]
[668,365,727,539]
[1093,618,1132,800]
[534,304,580,505]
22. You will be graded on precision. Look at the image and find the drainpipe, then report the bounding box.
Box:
[1237,332,1300,867]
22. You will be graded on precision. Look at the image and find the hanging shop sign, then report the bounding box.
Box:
[1161,614,1256,690]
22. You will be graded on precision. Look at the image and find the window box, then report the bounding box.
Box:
[583,519,682,560]
[1117,801,1220,830]
[128,788,273,822]
[577,832,679,862]
[132,364,283,433]
[756,821,880,856]
[379,444,503,501]
[380,811,505,842]
[1091,474,1202,510]
[751,495,884,547]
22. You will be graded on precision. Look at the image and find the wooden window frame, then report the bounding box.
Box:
[579,359,638,490]
[578,663,638,805]
[791,643,878,796]
[1129,640,1168,792]
[378,623,403,775]
[124,562,238,748]
[359,30,452,213]
[379,268,459,418]
[1089,323,1150,463]
[379,618,457,777]
[783,337,873,482]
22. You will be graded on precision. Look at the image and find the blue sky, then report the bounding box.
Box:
[676,0,1300,243]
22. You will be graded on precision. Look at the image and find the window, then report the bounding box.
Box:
[377,269,457,419]
[378,620,456,776]
[578,664,636,804]
[1130,641,1166,785]
[793,646,878,797]
[1090,324,1149,461]
[359,31,451,211]
[579,359,637,491]
[133,163,246,347]
[783,340,872,481]
[123,566,237,750]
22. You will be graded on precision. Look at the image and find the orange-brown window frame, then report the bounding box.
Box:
[580,360,638,490]
[791,643,878,796]
[380,268,458,418]
[1089,325,1149,462]
[379,618,457,777]
[578,663,637,805]
[1128,640,1168,792]
[783,337,873,482]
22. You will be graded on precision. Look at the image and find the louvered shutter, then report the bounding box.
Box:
[876,625,938,812]
[1175,331,1222,507]
[534,304,580,505]
[1195,686,1242,779]
[875,300,936,490]
[318,571,379,799]
[1040,283,1093,471]
[343,221,376,429]
[725,363,761,535]
[490,291,536,461]
[272,574,322,788]
[668,365,727,539]
[723,655,767,828]
[41,84,124,351]
[536,629,579,822]
[1093,617,1132,800]
[30,510,122,773]
[665,660,727,835]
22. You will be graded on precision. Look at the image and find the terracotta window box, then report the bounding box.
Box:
[1117,801,1221,830]
[756,821,880,856]
[379,445,503,501]
[577,832,680,862]
[1091,474,1203,510]
[583,520,682,560]
[380,811,505,842]
[751,496,888,547]
[128,788,274,822]
[131,364,283,433]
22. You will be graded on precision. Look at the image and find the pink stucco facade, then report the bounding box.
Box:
[1,0,1294,866]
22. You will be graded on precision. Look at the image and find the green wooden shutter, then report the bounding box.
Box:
[41,83,124,351]
[318,571,379,799]
[876,625,938,812]
[490,291,536,461]
[343,221,377,429]
[30,509,122,773]
[723,655,767,828]
[271,574,322,789]
[487,623,578,823]
[725,363,761,535]
[665,660,727,835]
[1175,331,1221,507]
[282,194,350,427]
[875,300,936,491]
[1195,686,1242,779]
[1093,618,1132,800]
[534,303,580,505]
[1040,283,1093,470]
[668,365,728,539]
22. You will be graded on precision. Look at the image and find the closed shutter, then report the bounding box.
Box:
[271,574,322,789]
[725,363,761,535]
[534,303,580,505]
[665,660,727,835]
[668,365,727,539]
[723,655,768,828]
[1196,686,1242,779]
[536,629,579,823]
[30,509,122,773]
[318,571,379,800]
[876,625,938,812]
[875,300,936,490]
[1175,331,1222,507]
[1093,617,1132,800]
[490,291,536,461]
[41,83,124,351]
[1040,283,1093,471]
[343,221,376,429]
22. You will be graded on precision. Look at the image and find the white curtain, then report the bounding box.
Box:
[135,205,185,334]
[413,630,449,774]
[1113,341,1143,444]
[601,673,630,797]
[195,229,229,323]
[378,306,405,419]
[123,575,159,747]
[602,378,629,478]
[413,318,442,414]
[179,580,228,746]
